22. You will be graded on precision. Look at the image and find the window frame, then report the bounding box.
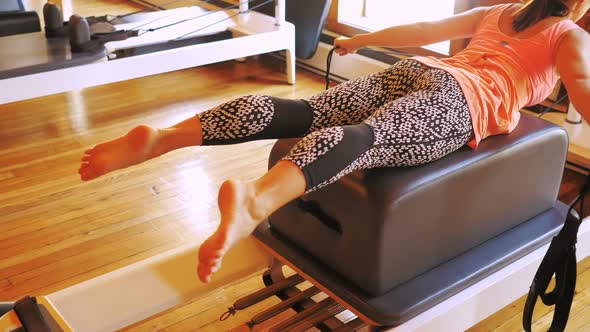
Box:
[325,0,489,57]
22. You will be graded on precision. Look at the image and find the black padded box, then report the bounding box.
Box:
[0,11,40,37]
[267,113,568,297]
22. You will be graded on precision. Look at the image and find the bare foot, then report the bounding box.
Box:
[197,180,264,283]
[79,125,160,181]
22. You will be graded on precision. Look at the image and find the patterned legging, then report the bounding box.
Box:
[198,59,474,193]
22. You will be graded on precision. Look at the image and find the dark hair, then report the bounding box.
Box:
[512,0,570,32]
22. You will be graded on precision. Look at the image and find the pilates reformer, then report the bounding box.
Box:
[240,113,589,332]
[0,0,296,105]
[3,112,590,332]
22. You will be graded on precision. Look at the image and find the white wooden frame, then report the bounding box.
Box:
[47,238,272,332]
[0,0,295,105]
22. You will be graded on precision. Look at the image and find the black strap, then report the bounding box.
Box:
[325,47,336,90]
[13,296,51,332]
[523,175,590,331]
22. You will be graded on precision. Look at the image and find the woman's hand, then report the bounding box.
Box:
[334,36,363,56]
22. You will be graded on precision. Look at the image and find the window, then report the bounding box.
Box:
[328,0,469,56]
[341,0,455,54]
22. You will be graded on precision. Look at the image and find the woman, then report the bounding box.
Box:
[79,0,590,283]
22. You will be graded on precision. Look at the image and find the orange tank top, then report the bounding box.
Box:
[413,4,581,148]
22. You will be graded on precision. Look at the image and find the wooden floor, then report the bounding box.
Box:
[3,1,590,331]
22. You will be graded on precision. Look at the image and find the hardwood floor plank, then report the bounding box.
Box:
[2,220,181,299]
[0,279,12,293]
[0,199,214,273]
[0,172,14,182]
[36,242,182,300]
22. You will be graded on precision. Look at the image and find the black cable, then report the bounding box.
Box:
[134,0,232,33]
[135,0,264,35]
[129,12,182,31]
[121,0,267,38]
[325,47,336,90]
[105,0,202,23]
[537,92,569,119]
[87,0,219,38]
[568,174,590,218]
[174,0,274,40]
[582,191,585,217]
[90,0,197,24]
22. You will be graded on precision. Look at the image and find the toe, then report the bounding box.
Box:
[198,263,212,283]
[80,167,99,181]
[210,260,222,275]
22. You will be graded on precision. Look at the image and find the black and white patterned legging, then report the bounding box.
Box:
[199,59,474,193]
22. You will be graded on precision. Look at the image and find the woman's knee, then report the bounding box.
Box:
[199,95,314,145]
[282,123,376,192]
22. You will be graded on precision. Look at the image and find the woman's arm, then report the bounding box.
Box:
[556,29,590,121]
[334,6,489,56]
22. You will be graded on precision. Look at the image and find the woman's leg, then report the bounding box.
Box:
[197,160,306,282]
[197,66,475,282]
[286,66,475,193]
[304,59,428,132]
[79,117,204,180]
[79,60,426,181]
[78,96,313,181]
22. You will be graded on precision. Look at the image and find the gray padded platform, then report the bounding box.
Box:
[265,113,568,297]
[0,32,106,79]
[255,113,569,325]
[0,11,40,37]
[254,202,567,326]
[0,302,14,318]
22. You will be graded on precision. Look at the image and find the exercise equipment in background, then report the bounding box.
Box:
[0,0,296,104]
[0,0,40,37]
